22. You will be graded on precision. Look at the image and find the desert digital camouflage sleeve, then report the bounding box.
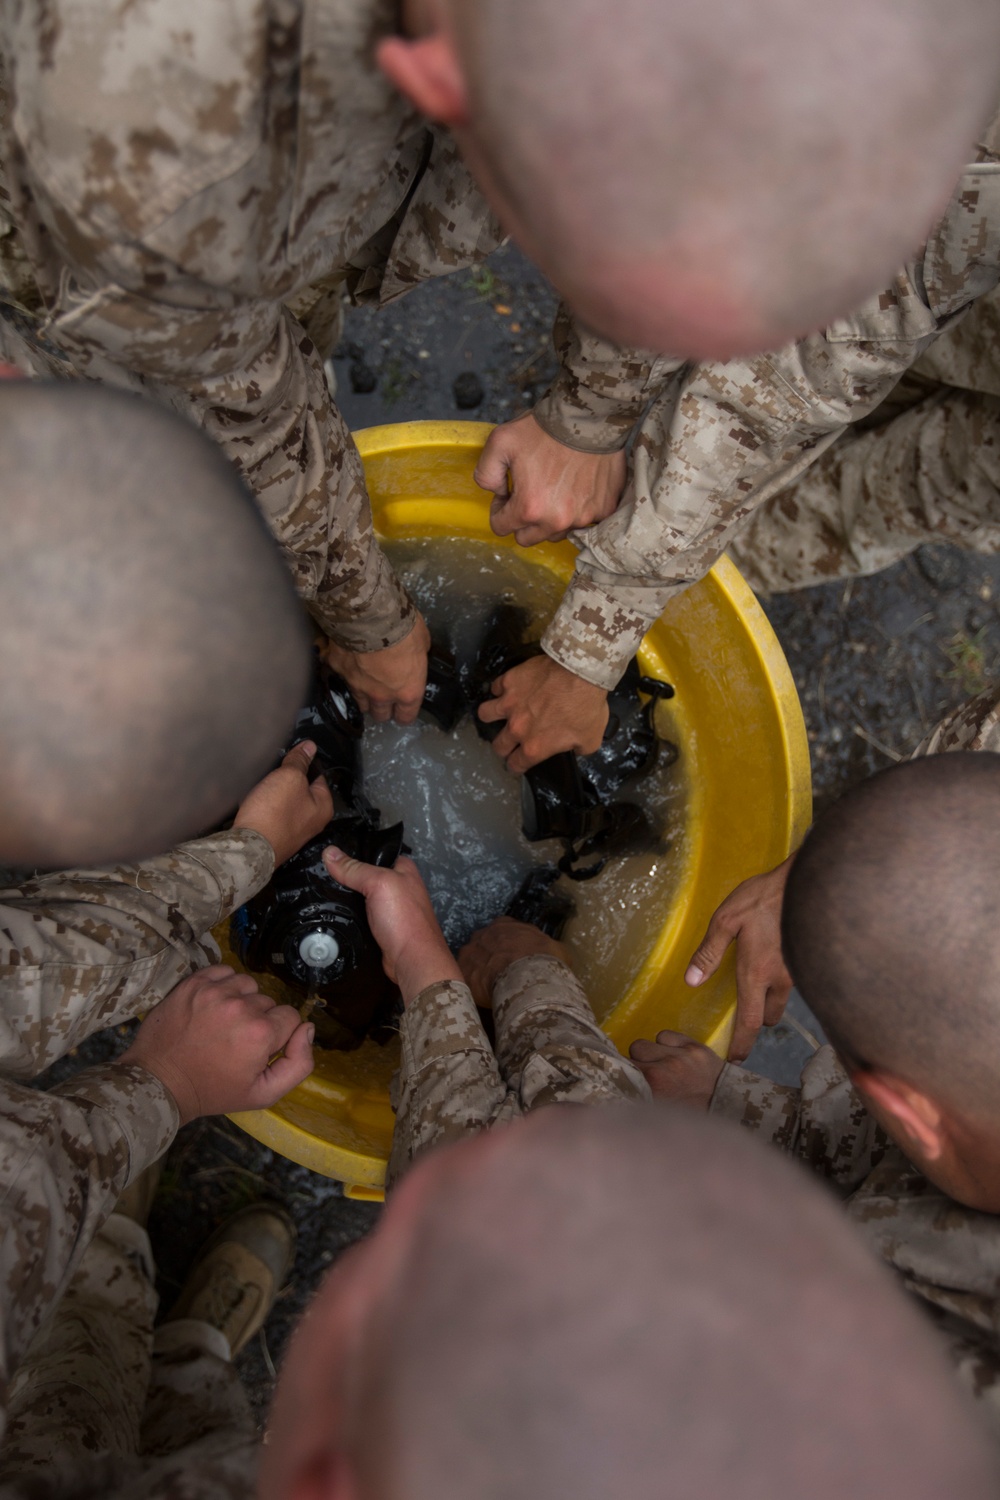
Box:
[532,306,685,453]
[538,121,1000,689]
[388,957,648,1188]
[388,979,508,1188]
[0,2,505,653]
[710,1044,888,1192]
[0,1062,178,1439]
[491,955,650,1110]
[0,829,274,1080]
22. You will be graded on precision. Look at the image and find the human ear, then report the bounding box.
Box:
[376,34,470,125]
[850,1068,945,1162]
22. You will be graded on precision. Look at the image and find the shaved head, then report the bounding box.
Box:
[0,382,309,868]
[783,753,1000,1124]
[306,1108,997,1500]
[452,0,1000,356]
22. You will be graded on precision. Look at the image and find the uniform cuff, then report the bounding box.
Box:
[178,828,276,925]
[313,554,416,652]
[400,980,494,1075]
[532,381,637,454]
[51,1062,179,1185]
[541,575,674,691]
[491,954,585,1028]
[708,1061,758,1121]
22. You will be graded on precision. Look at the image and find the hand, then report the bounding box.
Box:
[475,413,628,546]
[323,615,431,724]
[322,847,461,1003]
[478,654,609,772]
[686,855,796,1062]
[119,965,314,1125]
[628,1030,724,1108]
[459,916,570,1008]
[233,742,333,865]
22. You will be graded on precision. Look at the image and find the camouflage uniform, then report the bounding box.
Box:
[0,1063,260,1499]
[711,1046,1000,1433]
[0,955,645,1496]
[533,106,1000,689]
[0,828,274,1080]
[0,829,276,1495]
[388,954,651,1188]
[0,0,629,659]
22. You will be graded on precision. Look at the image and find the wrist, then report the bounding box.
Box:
[396,935,463,1006]
[232,820,281,863]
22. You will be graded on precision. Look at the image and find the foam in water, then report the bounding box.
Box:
[361,538,688,1021]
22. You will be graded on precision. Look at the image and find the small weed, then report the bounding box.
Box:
[468,265,497,299]
[380,355,411,408]
[942,627,992,694]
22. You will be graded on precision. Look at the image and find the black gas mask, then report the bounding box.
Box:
[231,661,406,1050]
[232,618,677,1051]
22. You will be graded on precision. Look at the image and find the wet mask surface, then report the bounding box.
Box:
[363,538,687,1021]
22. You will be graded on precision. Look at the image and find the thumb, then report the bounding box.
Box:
[253,1022,316,1107]
[685,909,737,987]
[323,845,381,897]
[473,429,513,496]
[282,740,317,776]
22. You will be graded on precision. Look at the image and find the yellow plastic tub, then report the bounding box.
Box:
[224,420,812,1196]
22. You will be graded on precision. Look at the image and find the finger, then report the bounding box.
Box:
[505,742,542,774]
[473,431,512,495]
[728,951,768,1062]
[215,973,261,999]
[629,1038,671,1062]
[762,980,793,1028]
[353,690,372,714]
[282,740,317,775]
[310,778,335,819]
[393,697,422,726]
[514,523,570,547]
[369,700,393,723]
[488,492,518,538]
[654,1029,697,1046]
[193,964,236,983]
[477,695,508,725]
[685,906,738,986]
[323,845,383,897]
[254,1022,316,1105]
[264,1002,304,1049]
[490,726,520,761]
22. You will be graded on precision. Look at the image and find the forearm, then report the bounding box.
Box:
[41,267,413,651]
[543,273,953,687]
[0,829,274,1078]
[387,979,507,1189]
[533,304,684,454]
[0,1063,177,1400]
[492,954,650,1106]
[710,1046,887,1188]
[180,311,415,650]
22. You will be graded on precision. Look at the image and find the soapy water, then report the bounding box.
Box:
[362,538,688,1022]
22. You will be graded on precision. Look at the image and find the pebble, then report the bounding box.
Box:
[915,544,964,591]
[349,358,377,394]
[453,371,485,410]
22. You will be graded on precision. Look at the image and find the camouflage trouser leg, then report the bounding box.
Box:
[140,1323,254,1459]
[0,1214,156,1474]
[0,1215,252,1480]
[728,384,1000,594]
